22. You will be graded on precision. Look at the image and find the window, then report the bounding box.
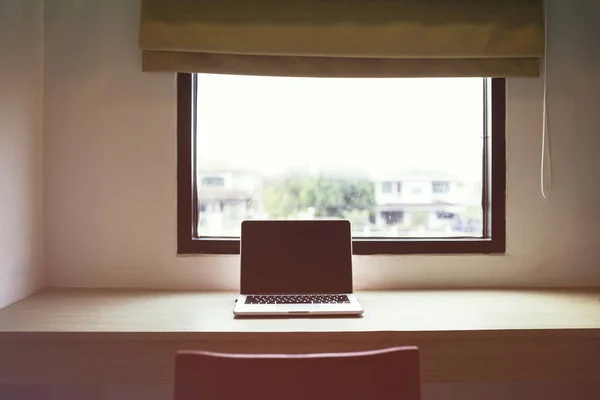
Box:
[381,182,393,193]
[432,181,450,193]
[436,211,456,220]
[382,211,404,225]
[178,74,506,255]
[201,177,225,187]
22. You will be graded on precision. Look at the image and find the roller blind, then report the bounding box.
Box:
[139,0,545,77]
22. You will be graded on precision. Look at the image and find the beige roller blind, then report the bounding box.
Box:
[139,0,545,77]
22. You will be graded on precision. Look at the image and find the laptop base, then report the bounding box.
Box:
[233,293,364,317]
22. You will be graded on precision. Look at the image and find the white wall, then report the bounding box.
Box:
[44,0,600,290]
[0,0,44,309]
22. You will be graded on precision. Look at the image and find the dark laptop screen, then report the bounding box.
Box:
[240,220,353,295]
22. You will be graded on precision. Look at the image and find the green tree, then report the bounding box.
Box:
[342,209,371,229]
[264,174,375,221]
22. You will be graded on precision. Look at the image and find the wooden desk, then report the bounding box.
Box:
[0,288,599,384]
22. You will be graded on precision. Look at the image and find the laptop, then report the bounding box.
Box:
[233,220,364,317]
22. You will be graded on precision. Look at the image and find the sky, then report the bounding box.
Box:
[196,75,484,183]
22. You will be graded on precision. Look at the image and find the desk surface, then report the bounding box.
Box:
[1,288,599,338]
[1,288,599,384]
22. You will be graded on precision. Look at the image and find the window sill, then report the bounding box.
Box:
[0,288,598,384]
[178,237,506,255]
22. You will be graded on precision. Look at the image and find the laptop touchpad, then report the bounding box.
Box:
[276,304,320,312]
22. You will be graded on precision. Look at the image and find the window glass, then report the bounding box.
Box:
[195,75,484,238]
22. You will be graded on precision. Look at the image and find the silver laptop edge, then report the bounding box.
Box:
[234,293,363,316]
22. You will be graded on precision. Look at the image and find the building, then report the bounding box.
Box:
[196,162,263,236]
[372,171,481,235]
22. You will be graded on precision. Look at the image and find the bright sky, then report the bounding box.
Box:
[196,75,484,182]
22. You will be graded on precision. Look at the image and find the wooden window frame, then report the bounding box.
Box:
[177,73,506,255]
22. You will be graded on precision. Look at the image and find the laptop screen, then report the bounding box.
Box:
[240,220,353,295]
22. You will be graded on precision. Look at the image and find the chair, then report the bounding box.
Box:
[174,346,420,400]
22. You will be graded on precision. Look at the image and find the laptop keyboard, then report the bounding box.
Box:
[245,294,350,305]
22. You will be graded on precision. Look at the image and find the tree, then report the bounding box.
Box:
[342,209,371,230]
[263,174,375,221]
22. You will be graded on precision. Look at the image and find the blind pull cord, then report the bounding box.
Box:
[541,1,552,199]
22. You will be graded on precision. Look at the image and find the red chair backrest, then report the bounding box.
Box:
[175,346,420,400]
